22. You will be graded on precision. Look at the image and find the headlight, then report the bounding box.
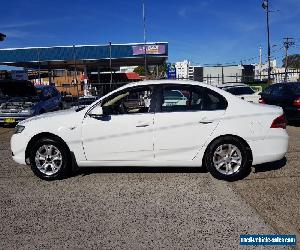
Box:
[14,125,25,134]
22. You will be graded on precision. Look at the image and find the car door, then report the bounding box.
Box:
[82,85,155,161]
[153,84,227,161]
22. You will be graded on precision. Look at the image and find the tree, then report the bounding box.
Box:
[133,65,146,76]
[133,62,167,78]
[282,54,300,69]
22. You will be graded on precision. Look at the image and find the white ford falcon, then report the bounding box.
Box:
[11,80,288,181]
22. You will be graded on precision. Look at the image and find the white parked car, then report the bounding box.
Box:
[11,80,288,181]
[217,83,261,103]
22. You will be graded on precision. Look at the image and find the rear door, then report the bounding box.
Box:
[153,84,227,161]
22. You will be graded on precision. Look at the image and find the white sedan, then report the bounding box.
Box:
[11,80,288,181]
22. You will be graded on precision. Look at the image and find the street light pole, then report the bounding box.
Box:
[142,0,147,79]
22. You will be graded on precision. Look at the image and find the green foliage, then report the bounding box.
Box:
[133,65,146,76]
[282,54,300,69]
[133,62,167,78]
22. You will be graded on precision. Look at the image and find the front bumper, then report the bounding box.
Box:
[0,113,31,123]
[11,132,31,165]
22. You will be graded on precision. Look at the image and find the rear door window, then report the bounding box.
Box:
[159,85,227,112]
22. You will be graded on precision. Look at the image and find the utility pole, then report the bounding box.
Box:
[73,45,79,100]
[283,37,295,82]
[259,46,262,80]
[262,0,271,84]
[142,0,147,79]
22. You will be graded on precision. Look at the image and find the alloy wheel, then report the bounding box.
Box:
[212,144,242,175]
[35,144,63,176]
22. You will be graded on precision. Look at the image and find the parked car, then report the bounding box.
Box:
[11,80,288,181]
[218,83,260,103]
[72,96,100,108]
[0,80,62,124]
[259,82,300,122]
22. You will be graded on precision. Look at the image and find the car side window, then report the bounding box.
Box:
[102,86,153,115]
[160,85,227,112]
[161,86,190,112]
[202,88,228,110]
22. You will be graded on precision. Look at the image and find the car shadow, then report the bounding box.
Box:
[252,157,287,173]
[74,166,208,177]
[71,158,287,178]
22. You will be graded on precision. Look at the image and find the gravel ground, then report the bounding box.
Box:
[0,126,299,249]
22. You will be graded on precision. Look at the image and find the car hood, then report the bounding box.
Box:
[19,107,87,125]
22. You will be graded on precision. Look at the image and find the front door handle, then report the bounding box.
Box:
[136,124,149,127]
[199,120,213,124]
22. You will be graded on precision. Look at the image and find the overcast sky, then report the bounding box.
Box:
[0,0,300,65]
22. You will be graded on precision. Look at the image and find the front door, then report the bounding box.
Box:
[82,86,155,161]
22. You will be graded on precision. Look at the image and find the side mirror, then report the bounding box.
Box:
[88,105,103,117]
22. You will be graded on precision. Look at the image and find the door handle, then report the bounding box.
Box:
[136,124,149,127]
[199,120,213,124]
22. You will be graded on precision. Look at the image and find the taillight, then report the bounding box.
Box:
[293,97,300,107]
[259,98,265,104]
[270,114,286,129]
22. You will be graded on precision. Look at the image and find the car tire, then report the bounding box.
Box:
[29,137,71,180]
[204,136,252,181]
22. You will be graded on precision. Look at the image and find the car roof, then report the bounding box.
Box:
[215,83,249,88]
[98,79,233,102]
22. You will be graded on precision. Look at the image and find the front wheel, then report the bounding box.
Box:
[204,136,252,181]
[30,138,70,180]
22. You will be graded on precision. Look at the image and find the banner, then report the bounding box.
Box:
[132,45,165,55]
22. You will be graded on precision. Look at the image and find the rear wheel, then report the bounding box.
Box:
[204,136,252,181]
[30,138,70,180]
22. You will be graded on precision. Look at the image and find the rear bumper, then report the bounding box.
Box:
[249,129,289,165]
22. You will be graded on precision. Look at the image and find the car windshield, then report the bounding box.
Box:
[224,86,255,95]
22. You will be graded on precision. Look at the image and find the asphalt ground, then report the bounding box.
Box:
[0,125,299,249]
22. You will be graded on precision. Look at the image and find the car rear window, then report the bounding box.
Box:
[290,84,300,95]
[224,86,255,95]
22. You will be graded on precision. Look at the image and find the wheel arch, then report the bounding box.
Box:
[25,132,71,165]
[202,134,253,167]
